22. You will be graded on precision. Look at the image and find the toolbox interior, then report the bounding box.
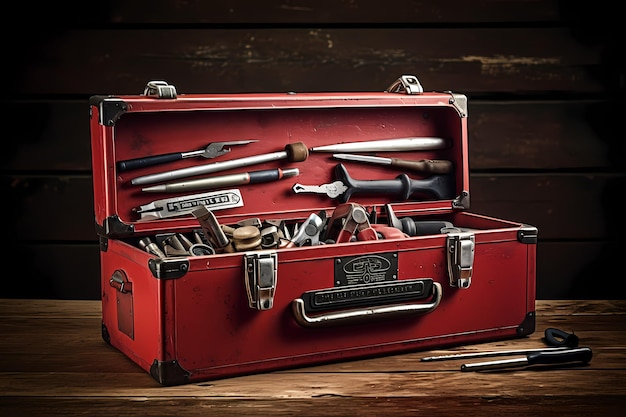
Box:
[111,104,465,231]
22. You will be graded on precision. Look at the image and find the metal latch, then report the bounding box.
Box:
[385,75,424,95]
[244,251,278,310]
[142,81,177,99]
[110,270,132,293]
[446,231,475,289]
[109,270,134,339]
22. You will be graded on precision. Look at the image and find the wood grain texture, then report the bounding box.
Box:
[93,0,566,24]
[2,1,622,300]
[5,174,623,242]
[9,28,608,96]
[0,299,624,416]
[4,100,622,172]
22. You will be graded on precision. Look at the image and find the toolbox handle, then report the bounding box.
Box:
[291,282,442,328]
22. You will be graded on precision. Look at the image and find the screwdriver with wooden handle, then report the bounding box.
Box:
[332,154,453,174]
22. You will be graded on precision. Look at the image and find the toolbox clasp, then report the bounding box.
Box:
[143,81,177,99]
[446,231,475,289]
[244,251,278,311]
[385,75,423,95]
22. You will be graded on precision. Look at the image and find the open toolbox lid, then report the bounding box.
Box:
[89,76,470,238]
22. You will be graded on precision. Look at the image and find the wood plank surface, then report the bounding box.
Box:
[3,0,623,301]
[10,28,607,96]
[6,174,624,242]
[4,100,621,173]
[77,0,567,24]
[0,299,624,416]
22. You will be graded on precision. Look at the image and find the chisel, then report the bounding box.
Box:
[333,154,453,174]
[460,347,592,372]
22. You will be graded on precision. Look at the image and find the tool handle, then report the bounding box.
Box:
[402,220,455,236]
[527,347,592,366]
[118,152,183,172]
[248,168,292,184]
[390,158,453,174]
[544,327,580,347]
[335,164,455,203]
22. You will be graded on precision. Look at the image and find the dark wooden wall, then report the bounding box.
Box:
[2,1,623,300]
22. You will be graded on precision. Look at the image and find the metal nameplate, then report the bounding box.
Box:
[301,278,433,313]
[334,252,398,286]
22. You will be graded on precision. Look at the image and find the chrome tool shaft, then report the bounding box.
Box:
[142,168,300,193]
[460,347,592,372]
[420,347,570,362]
[130,142,308,186]
[310,137,448,153]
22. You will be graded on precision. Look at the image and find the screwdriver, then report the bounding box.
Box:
[333,154,453,174]
[460,347,592,372]
[141,167,300,193]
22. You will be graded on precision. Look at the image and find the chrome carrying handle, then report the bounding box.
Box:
[385,74,423,95]
[291,282,442,328]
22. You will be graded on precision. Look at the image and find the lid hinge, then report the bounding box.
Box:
[244,251,278,310]
[446,231,475,289]
[143,80,177,99]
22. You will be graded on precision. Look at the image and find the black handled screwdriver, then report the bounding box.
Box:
[460,347,592,372]
[117,140,259,172]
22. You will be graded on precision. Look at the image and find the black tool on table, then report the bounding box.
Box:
[543,327,580,348]
[420,328,591,371]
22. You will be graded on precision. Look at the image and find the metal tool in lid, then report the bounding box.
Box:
[133,188,243,221]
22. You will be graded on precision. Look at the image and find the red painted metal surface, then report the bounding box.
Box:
[91,86,536,385]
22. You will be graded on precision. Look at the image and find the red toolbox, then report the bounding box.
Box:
[89,76,537,386]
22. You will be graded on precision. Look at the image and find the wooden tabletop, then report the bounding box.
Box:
[0,299,624,416]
